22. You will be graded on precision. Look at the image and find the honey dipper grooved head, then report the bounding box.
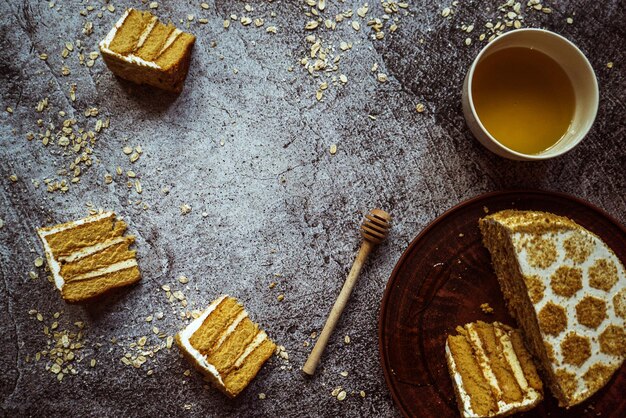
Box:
[360,208,392,244]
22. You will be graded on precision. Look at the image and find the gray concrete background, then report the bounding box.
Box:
[0,0,624,417]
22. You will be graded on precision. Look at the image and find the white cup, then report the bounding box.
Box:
[462,28,599,161]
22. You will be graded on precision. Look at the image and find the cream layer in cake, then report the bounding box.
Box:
[446,321,543,417]
[480,210,626,407]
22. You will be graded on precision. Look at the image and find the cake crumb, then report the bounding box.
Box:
[258,393,266,400]
[480,303,494,314]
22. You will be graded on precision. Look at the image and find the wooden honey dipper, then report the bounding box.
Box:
[302,208,392,376]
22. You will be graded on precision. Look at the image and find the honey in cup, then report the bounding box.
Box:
[471,47,576,155]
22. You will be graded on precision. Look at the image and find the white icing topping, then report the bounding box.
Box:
[487,212,626,403]
[445,342,474,418]
[177,296,228,387]
[511,228,626,400]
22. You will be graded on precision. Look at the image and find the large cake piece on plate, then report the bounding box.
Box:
[175,295,276,397]
[446,321,543,417]
[99,9,195,92]
[37,212,141,302]
[480,210,626,407]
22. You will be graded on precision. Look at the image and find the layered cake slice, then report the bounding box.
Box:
[480,210,626,407]
[176,295,276,397]
[446,321,543,417]
[99,9,195,92]
[37,212,141,302]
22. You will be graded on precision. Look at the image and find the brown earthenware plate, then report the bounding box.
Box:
[379,190,626,418]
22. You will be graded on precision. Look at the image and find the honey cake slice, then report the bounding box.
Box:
[37,212,141,303]
[445,321,543,417]
[99,9,195,93]
[175,295,276,397]
[480,210,626,407]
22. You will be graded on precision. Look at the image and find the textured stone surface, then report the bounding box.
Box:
[0,0,624,417]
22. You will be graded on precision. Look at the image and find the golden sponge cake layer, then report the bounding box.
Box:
[99,9,195,92]
[445,321,543,417]
[175,295,275,398]
[480,210,626,407]
[37,212,141,302]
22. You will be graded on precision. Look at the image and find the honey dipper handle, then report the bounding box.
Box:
[302,240,374,376]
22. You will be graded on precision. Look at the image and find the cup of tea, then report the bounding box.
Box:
[462,28,599,161]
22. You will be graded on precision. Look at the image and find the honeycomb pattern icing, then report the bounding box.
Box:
[490,210,626,405]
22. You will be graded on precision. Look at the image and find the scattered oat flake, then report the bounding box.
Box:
[149,2,158,9]
[607,62,613,69]
[180,204,192,215]
[178,275,189,284]
[415,103,425,113]
[305,21,319,30]
[329,144,337,155]
[258,393,266,400]
[344,335,351,344]
[337,390,347,401]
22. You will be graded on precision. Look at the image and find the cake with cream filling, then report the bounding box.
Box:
[99,9,195,93]
[445,321,543,417]
[480,210,626,407]
[37,212,141,302]
[175,295,276,397]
